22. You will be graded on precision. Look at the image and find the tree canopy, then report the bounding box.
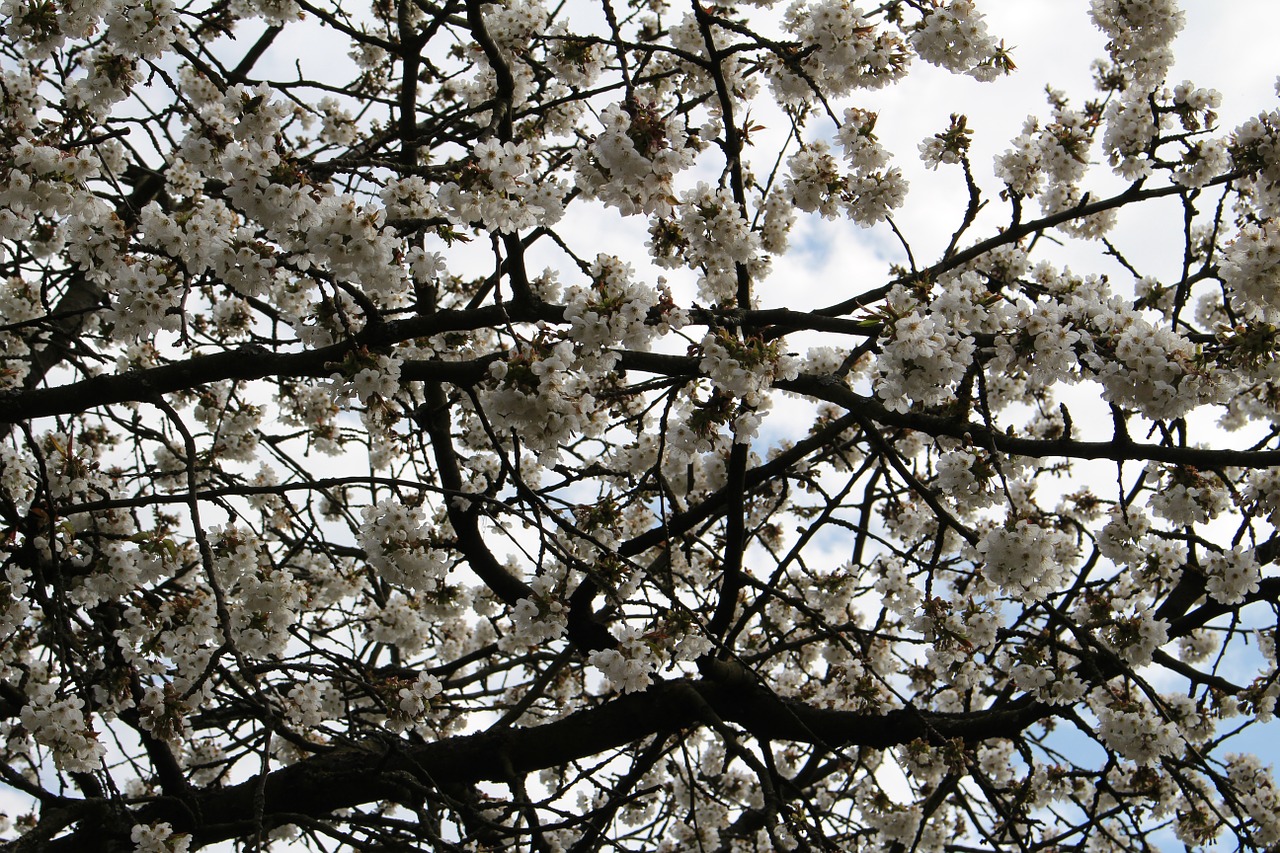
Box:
[1,0,1279,850]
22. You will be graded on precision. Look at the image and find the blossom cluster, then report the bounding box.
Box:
[484,339,604,464]
[772,0,908,101]
[909,0,1007,80]
[19,680,106,774]
[1094,691,1181,765]
[574,102,697,218]
[994,90,1098,228]
[785,109,908,228]
[358,500,452,592]
[1220,221,1280,320]
[872,306,976,413]
[1089,0,1184,91]
[975,518,1076,602]
[563,254,663,370]
[327,351,403,406]
[440,139,567,233]
[654,183,765,305]
[1202,547,1262,606]
[589,628,656,694]
[131,823,191,853]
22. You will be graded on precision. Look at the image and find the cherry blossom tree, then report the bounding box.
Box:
[2,0,1280,849]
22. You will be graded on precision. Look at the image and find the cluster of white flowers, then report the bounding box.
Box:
[405,247,446,292]
[993,117,1048,198]
[317,96,359,146]
[137,684,191,746]
[918,132,961,170]
[1175,137,1230,188]
[589,627,656,694]
[1177,628,1218,664]
[484,340,603,463]
[1170,82,1228,186]
[303,199,403,303]
[1091,316,1227,420]
[78,543,166,611]
[0,0,67,55]
[991,298,1082,391]
[574,102,696,218]
[387,671,443,733]
[673,184,763,305]
[131,823,191,853]
[784,142,845,220]
[191,385,262,463]
[1147,465,1228,525]
[440,139,566,233]
[103,0,179,60]
[0,280,41,389]
[501,573,568,652]
[1231,110,1280,218]
[0,566,33,647]
[381,177,444,224]
[698,331,800,410]
[1101,94,1160,180]
[35,432,98,505]
[872,308,975,412]
[909,1,1004,80]
[447,0,547,114]
[976,519,1075,601]
[234,565,306,658]
[773,0,908,102]
[1100,79,1226,185]
[1202,547,1262,606]
[546,25,606,90]
[1226,753,1280,847]
[358,500,451,592]
[0,65,44,145]
[1089,0,1184,92]
[562,254,661,369]
[101,260,181,341]
[1241,466,1280,524]
[1162,692,1216,745]
[9,137,64,178]
[836,108,890,171]
[285,680,345,729]
[934,449,998,511]
[208,82,293,150]
[327,352,402,406]
[1219,221,1280,320]
[25,0,176,117]
[994,93,1091,202]
[1034,96,1093,190]
[245,0,302,26]
[1104,611,1170,667]
[206,526,304,659]
[759,189,796,255]
[784,110,907,230]
[133,82,418,318]
[19,682,106,773]
[861,799,944,852]
[847,171,910,231]
[1011,663,1087,706]
[276,381,342,453]
[1095,691,1181,765]
[362,592,434,655]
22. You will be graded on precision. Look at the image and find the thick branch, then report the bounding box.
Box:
[39,678,1049,851]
